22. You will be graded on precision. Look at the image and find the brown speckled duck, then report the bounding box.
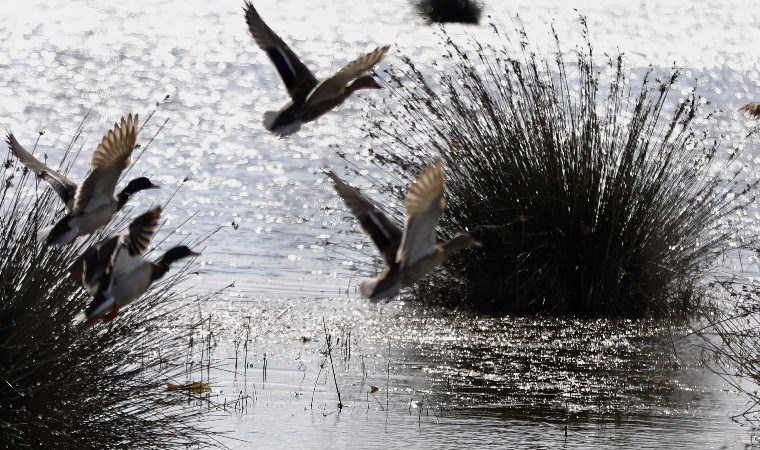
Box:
[328,159,481,301]
[244,2,390,136]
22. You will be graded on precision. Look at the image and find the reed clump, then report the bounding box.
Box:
[360,22,755,316]
[0,131,213,448]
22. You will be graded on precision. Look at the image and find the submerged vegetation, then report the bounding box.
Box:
[0,126,214,448]
[355,22,755,316]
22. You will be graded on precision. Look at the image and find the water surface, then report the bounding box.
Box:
[1,0,760,447]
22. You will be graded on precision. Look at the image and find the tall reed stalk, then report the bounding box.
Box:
[353,22,755,316]
[697,280,760,422]
[0,121,214,448]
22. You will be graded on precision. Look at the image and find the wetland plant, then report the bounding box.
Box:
[697,280,760,422]
[358,23,754,316]
[0,127,214,448]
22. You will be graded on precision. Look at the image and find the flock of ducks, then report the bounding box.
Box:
[242,2,481,300]
[5,2,483,322]
[6,116,199,322]
[12,2,758,319]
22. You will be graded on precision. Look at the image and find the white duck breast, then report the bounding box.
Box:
[107,250,154,307]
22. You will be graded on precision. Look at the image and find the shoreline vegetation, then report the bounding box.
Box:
[347,20,757,317]
[0,116,216,448]
[3,8,760,447]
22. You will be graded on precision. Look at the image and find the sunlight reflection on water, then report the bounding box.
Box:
[1,0,760,448]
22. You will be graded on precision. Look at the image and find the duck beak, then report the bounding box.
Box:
[189,250,202,257]
[473,240,483,248]
[149,182,160,189]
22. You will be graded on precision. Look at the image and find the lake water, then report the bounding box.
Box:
[1,0,760,448]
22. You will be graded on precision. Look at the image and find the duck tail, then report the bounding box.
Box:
[84,289,116,320]
[43,216,78,246]
[359,277,401,303]
[263,111,301,136]
[263,110,279,131]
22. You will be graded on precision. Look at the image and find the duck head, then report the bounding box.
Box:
[117,177,160,209]
[347,75,383,93]
[125,177,160,194]
[152,246,201,281]
[156,246,201,268]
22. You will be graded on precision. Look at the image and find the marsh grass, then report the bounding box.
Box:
[0,115,217,448]
[350,21,756,316]
[698,279,760,422]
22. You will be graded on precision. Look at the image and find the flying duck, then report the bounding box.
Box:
[6,131,157,216]
[740,102,760,118]
[39,114,160,246]
[244,2,390,136]
[77,206,200,322]
[327,159,481,301]
[68,206,162,295]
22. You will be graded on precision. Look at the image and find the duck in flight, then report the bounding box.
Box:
[34,114,159,246]
[73,206,200,322]
[6,128,158,219]
[327,159,481,301]
[740,102,760,118]
[244,2,390,136]
[68,206,163,298]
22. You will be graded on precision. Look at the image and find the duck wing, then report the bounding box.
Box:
[305,45,389,108]
[396,159,445,268]
[327,170,402,265]
[120,206,162,256]
[6,132,78,210]
[244,2,318,104]
[73,114,138,214]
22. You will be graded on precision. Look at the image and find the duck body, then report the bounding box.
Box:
[328,160,481,302]
[39,114,161,246]
[84,246,200,321]
[94,263,154,315]
[244,2,388,136]
[360,232,481,300]
[74,206,200,322]
[69,206,162,294]
[47,200,120,245]
[44,175,159,245]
